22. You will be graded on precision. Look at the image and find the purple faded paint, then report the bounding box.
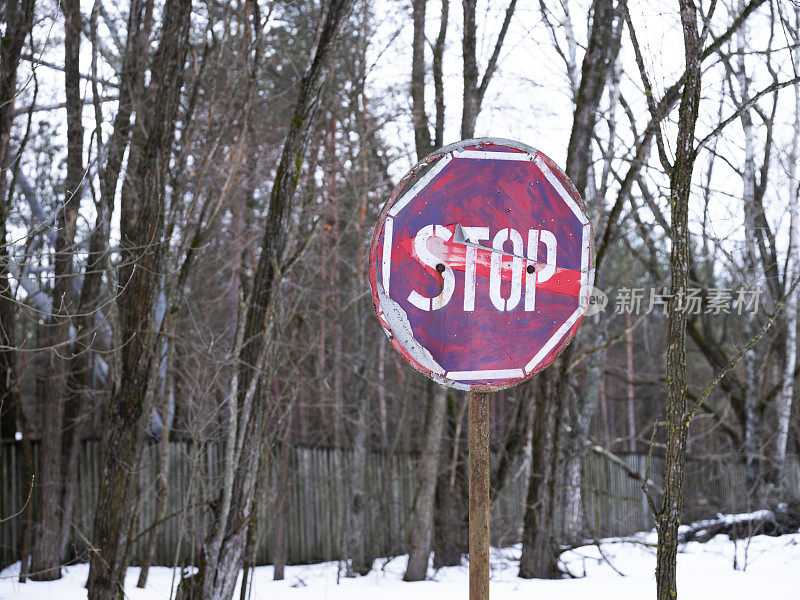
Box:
[368,139,593,391]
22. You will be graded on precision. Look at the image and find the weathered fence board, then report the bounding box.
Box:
[0,440,797,570]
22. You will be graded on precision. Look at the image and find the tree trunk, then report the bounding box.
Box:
[18,408,34,582]
[378,339,388,447]
[87,2,193,598]
[239,431,273,600]
[565,0,622,197]
[563,38,621,528]
[273,438,291,580]
[30,348,66,581]
[460,0,517,140]
[564,310,608,543]
[404,384,447,581]
[626,309,636,451]
[655,2,701,598]
[432,0,449,147]
[562,451,583,543]
[56,0,87,563]
[31,0,84,579]
[519,373,565,579]
[433,394,468,568]
[460,0,479,139]
[776,5,800,487]
[735,8,763,496]
[62,5,152,546]
[411,0,433,155]
[136,367,173,588]
[0,0,34,520]
[348,394,372,576]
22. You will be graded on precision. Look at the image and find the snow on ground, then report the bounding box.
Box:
[2,531,799,600]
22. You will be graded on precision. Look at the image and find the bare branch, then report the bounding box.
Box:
[621,0,673,175]
[695,75,800,154]
[477,0,518,103]
[21,53,120,88]
[688,271,800,419]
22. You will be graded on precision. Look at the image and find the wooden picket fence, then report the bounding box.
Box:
[1,440,798,570]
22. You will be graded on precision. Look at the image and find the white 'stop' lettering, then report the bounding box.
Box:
[407,226,557,311]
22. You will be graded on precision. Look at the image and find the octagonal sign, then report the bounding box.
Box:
[368,138,594,391]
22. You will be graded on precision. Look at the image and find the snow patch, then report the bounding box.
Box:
[3,531,800,600]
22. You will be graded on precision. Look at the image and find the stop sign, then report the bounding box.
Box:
[368,138,593,391]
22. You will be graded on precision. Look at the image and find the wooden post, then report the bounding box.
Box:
[469,390,490,600]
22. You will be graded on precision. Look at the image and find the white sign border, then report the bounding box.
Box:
[377,139,592,390]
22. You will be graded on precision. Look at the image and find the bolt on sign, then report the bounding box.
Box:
[368,138,594,392]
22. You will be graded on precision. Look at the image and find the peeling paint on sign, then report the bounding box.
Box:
[368,138,594,391]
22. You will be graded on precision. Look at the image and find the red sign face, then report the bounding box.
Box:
[368,139,594,391]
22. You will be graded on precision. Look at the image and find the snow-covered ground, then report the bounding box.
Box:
[2,530,799,600]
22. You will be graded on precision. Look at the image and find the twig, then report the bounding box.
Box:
[567,313,646,373]
[20,53,119,87]
[695,75,800,153]
[688,271,800,419]
[621,0,673,175]
[0,474,34,523]
[589,444,662,497]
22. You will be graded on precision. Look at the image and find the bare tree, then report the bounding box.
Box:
[775,4,800,488]
[520,0,622,578]
[460,0,518,139]
[0,0,36,459]
[649,1,702,597]
[404,384,447,581]
[410,0,449,156]
[626,309,636,451]
[29,0,83,580]
[183,2,357,598]
[411,0,433,155]
[272,431,291,580]
[403,0,458,578]
[734,0,764,493]
[561,2,624,543]
[87,1,194,597]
